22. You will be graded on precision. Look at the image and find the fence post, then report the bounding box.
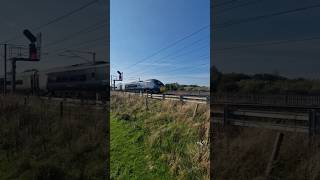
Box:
[265,132,284,179]
[223,105,229,126]
[192,104,199,121]
[145,97,149,111]
[309,109,316,137]
[162,94,165,100]
[24,96,27,105]
[316,110,319,135]
[80,96,84,105]
[60,101,64,118]
[180,95,183,102]
[95,93,99,105]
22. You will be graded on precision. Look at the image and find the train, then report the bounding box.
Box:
[115,79,165,93]
[0,61,109,100]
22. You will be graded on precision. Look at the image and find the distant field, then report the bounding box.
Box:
[111,93,210,179]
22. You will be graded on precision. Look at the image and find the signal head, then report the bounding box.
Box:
[23,29,37,43]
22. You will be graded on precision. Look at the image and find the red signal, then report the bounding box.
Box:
[29,43,38,60]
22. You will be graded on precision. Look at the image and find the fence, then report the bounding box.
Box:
[1,95,108,120]
[212,103,320,135]
[0,95,107,178]
[112,91,209,104]
[112,92,320,106]
[211,94,320,107]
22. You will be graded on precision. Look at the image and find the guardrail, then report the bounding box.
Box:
[211,97,320,178]
[39,96,107,107]
[211,94,320,107]
[39,93,320,134]
[212,104,320,135]
[113,91,209,104]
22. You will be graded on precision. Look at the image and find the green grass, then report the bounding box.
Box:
[110,115,172,180]
[110,93,210,179]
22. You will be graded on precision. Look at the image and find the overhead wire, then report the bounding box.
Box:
[2,0,99,43]
[216,0,262,15]
[124,24,209,70]
[214,0,240,7]
[133,43,209,76]
[123,2,320,76]
[43,20,106,48]
[137,55,209,77]
[125,34,209,74]
[215,3,320,29]
[214,36,320,53]
[45,35,107,56]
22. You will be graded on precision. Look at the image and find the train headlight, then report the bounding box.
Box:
[160,86,166,93]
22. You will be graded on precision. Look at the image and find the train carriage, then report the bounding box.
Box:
[119,79,164,93]
[0,61,109,100]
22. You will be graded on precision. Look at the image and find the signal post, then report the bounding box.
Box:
[113,71,123,90]
[10,29,41,93]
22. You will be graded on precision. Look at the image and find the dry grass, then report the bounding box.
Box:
[212,125,320,180]
[0,95,106,180]
[111,92,210,179]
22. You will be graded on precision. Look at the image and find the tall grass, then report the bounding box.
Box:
[212,125,320,180]
[0,95,106,180]
[111,92,210,179]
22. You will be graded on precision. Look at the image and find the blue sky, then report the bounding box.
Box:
[111,0,210,86]
[214,0,320,79]
[0,0,107,74]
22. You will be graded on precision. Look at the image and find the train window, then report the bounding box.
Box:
[57,76,69,82]
[57,77,62,82]
[154,80,164,86]
[126,84,137,88]
[68,75,86,81]
[15,80,23,85]
[49,73,87,83]
[70,76,76,81]
[62,76,69,82]
[79,75,86,81]
[48,77,55,83]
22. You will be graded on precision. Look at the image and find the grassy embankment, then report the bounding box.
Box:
[0,95,106,180]
[111,93,210,179]
[212,126,320,180]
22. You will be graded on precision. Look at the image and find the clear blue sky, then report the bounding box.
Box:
[111,0,210,86]
[0,0,107,74]
[214,0,320,79]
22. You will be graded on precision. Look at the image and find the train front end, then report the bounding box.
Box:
[151,79,165,93]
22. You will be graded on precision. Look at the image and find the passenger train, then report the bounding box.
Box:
[0,61,109,99]
[115,79,165,93]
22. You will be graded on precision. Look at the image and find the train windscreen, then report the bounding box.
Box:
[154,80,164,86]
